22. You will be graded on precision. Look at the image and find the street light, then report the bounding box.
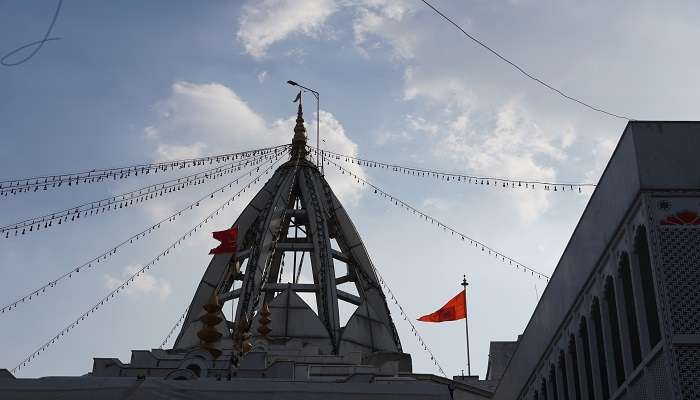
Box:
[287,80,321,174]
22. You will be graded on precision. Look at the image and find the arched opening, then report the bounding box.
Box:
[550,364,559,400]
[591,298,610,399]
[634,226,661,347]
[186,364,201,377]
[619,253,642,366]
[604,277,625,386]
[568,335,582,400]
[541,377,549,400]
[558,350,570,400]
[579,317,595,400]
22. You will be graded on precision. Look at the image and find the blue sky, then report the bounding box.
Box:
[1,0,699,378]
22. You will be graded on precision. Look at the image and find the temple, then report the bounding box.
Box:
[1,107,699,399]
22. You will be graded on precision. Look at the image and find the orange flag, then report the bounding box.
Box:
[418,290,467,322]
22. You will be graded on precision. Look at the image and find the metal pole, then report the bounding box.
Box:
[462,274,471,376]
[293,198,298,283]
[316,92,321,175]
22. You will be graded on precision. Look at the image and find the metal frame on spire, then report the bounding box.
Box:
[172,99,401,358]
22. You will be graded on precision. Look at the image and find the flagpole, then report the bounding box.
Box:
[462,274,471,376]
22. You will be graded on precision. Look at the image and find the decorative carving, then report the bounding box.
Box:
[197,294,223,358]
[660,211,700,226]
[257,303,272,338]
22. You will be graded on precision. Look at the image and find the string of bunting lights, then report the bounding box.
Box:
[325,157,550,281]
[311,148,595,193]
[11,155,283,373]
[0,153,286,316]
[372,266,447,377]
[0,149,286,239]
[0,144,288,197]
[159,306,190,349]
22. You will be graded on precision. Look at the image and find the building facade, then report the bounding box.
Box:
[492,122,700,400]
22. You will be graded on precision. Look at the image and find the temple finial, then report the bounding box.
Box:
[291,91,308,158]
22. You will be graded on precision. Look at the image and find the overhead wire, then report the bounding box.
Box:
[1,149,286,238]
[159,306,190,349]
[0,151,286,316]
[419,0,632,120]
[372,266,447,377]
[325,157,550,280]
[0,144,288,196]
[313,148,596,192]
[11,155,284,373]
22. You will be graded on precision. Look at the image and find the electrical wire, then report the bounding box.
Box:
[313,148,595,192]
[0,144,288,196]
[373,266,447,377]
[326,157,550,280]
[419,0,632,120]
[0,153,286,316]
[11,156,282,373]
[159,306,190,349]
[1,150,285,238]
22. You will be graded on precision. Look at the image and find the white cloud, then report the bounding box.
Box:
[405,114,438,136]
[236,0,416,60]
[375,129,411,145]
[105,265,173,299]
[257,70,268,83]
[143,126,159,139]
[145,81,366,207]
[155,142,207,161]
[234,1,578,223]
[428,97,575,223]
[586,136,618,182]
[351,0,417,60]
[237,0,337,58]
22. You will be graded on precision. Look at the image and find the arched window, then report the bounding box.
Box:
[541,378,549,400]
[550,364,559,400]
[568,335,582,400]
[634,226,661,346]
[185,363,201,377]
[558,350,570,400]
[619,253,642,366]
[591,298,610,399]
[605,277,625,386]
[579,317,595,400]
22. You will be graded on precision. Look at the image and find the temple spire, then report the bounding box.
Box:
[291,92,308,159]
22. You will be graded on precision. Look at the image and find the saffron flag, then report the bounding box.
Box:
[418,290,467,322]
[209,226,238,255]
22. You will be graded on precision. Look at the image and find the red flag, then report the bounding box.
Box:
[209,226,238,255]
[418,290,467,322]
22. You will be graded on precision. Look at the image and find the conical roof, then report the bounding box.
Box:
[173,103,401,356]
